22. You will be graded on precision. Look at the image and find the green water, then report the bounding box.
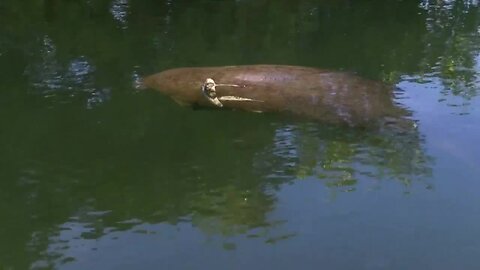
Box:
[1,0,480,269]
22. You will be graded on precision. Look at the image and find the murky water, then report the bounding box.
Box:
[1,0,479,269]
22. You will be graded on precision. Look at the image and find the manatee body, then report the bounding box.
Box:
[143,65,407,127]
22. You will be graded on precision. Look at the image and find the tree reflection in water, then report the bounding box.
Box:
[13,108,432,268]
[0,0,479,269]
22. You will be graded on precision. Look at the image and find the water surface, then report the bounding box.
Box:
[1,0,480,269]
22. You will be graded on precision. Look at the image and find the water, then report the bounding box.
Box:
[1,0,479,269]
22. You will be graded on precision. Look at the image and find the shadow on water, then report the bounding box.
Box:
[0,0,479,269]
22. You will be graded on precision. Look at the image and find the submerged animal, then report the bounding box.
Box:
[143,65,409,127]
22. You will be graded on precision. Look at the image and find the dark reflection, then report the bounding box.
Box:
[0,101,431,268]
[0,0,479,269]
[24,36,110,108]
[257,119,432,192]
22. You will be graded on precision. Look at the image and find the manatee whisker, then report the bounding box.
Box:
[216,83,245,88]
[219,96,264,102]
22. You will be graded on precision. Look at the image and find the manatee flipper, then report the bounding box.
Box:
[202,78,223,107]
[202,78,262,107]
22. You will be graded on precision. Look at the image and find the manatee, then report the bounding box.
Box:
[143,65,410,127]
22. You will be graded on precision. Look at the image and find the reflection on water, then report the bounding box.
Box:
[24,36,111,108]
[110,0,129,29]
[10,116,432,268]
[0,0,479,269]
[417,0,480,100]
[28,35,63,92]
[263,123,432,192]
[2,0,478,110]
